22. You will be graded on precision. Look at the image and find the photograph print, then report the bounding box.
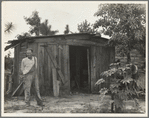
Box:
[1,1,148,117]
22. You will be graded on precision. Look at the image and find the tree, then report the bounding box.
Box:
[24,11,58,36]
[15,32,31,40]
[94,4,146,63]
[78,20,97,34]
[4,22,15,33]
[40,19,58,36]
[24,11,41,36]
[64,24,69,34]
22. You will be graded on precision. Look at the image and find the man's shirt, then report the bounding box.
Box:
[21,56,37,75]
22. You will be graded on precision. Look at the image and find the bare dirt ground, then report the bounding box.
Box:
[4,94,145,113]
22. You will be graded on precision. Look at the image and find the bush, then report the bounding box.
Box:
[95,62,144,113]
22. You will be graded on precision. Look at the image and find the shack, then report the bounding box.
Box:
[5,33,115,96]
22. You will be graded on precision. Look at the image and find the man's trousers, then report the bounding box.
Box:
[23,71,42,104]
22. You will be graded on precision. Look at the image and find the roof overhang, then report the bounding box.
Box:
[5,33,110,51]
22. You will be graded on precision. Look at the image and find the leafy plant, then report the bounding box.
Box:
[95,62,143,113]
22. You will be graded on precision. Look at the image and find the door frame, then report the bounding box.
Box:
[69,45,91,93]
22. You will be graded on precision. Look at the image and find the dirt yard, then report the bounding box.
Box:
[4,94,145,113]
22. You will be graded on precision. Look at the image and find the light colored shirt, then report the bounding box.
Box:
[21,56,37,75]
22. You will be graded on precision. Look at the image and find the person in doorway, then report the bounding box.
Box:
[21,48,44,107]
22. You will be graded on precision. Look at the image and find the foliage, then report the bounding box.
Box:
[40,19,58,36]
[95,62,143,112]
[24,10,58,36]
[15,32,31,40]
[78,20,98,34]
[4,22,15,33]
[24,11,41,36]
[5,52,13,71]
[64,24,70,34]
[94,4,146,63]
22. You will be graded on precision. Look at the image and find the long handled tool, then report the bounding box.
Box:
[11,81,24,97]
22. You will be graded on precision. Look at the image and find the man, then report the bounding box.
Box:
[21,48,44,107]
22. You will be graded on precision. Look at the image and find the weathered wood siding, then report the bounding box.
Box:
[35,38,70,95]
[91,46,96,92]
[13,45,20,90]
[12,35,114,95]
[91,46,115,93]
[101,47,115,90]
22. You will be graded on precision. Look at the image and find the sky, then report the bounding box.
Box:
[2,1,146,57]
[2,1,107,57]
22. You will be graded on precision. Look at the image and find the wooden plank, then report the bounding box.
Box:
[96,46,102,91]
[91,46,97,92]
[47,45,52,89]
[62,45,70,93]
[13,46,19,90]
[38,43,45,92]
[76,48,80,88]
[44,46,65,84]
[44,43,48,83]
[35,34,91,43]
[58,45,62,82]
[52,68,59,97]
[53,45,59,96]
[36,38,64,43]
[37,39,105,47]
[66,39,105,47]
[67,46,70,92]
[87,48,91,93]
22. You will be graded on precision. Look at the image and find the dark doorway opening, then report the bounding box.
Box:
[69,46,90,93]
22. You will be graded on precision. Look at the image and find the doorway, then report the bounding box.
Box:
[69,46,90,93]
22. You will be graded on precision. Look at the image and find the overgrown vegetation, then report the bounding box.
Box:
[95,62,145,113]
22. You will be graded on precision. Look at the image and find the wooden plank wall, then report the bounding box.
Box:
[38,43,46,95]
[60,45,70,95]
[12,42,28,93]
[13,45,20,90]
[91,46,115,93]
[34,39,70,95]
[13,38,113,95]
[90,46,97,92]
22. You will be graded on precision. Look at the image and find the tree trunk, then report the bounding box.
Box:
[115,106,121,113]
[127,52,131,64]
[111,93,114,113]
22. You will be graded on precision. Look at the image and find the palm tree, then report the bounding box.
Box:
[4,22,15,33]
